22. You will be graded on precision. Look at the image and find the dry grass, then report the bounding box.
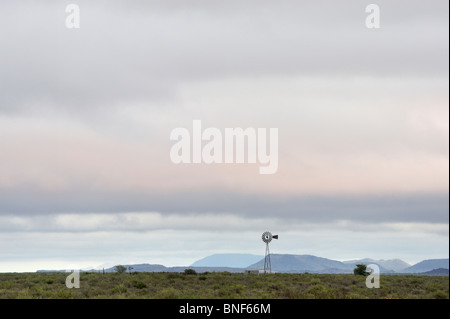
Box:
[0,272,448,299]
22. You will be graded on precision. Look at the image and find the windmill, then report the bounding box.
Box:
[261,231,278,274]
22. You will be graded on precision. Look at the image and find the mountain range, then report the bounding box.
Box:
[36,254,449,275]
[191,254,263,268]
[402,259,450,273]
[248,254,355,273]
[193,254,448,274]
[342,258,410,272]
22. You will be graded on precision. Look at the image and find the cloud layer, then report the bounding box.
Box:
[0,0,448,113]
[0,0,448,271]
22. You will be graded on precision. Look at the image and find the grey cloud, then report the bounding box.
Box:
[0,0,447,272]
[0,212,448,235]
[0,0,447,113]
[0,188,447,224]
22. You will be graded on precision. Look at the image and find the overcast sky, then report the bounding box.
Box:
[0,0,448,272]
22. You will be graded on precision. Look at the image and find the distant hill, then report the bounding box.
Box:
[403,259,449,273]
[247,254,354,273]
[36,256,449,275]
[191,254,263,268]
[101,264,246,273]
[343,258,410,273]
[38,264,245,274]
[417,268,449,276]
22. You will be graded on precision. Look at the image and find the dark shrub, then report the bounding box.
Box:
[184,269,197,275]
[353,264,369,276]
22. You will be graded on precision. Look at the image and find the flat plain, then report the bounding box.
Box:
[0,272,448,299]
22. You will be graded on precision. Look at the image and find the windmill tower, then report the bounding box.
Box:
[261,231,278,273]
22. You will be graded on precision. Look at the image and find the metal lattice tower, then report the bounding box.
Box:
[261,231,278,274]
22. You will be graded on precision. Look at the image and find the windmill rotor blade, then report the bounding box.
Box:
[262,231,272,243]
